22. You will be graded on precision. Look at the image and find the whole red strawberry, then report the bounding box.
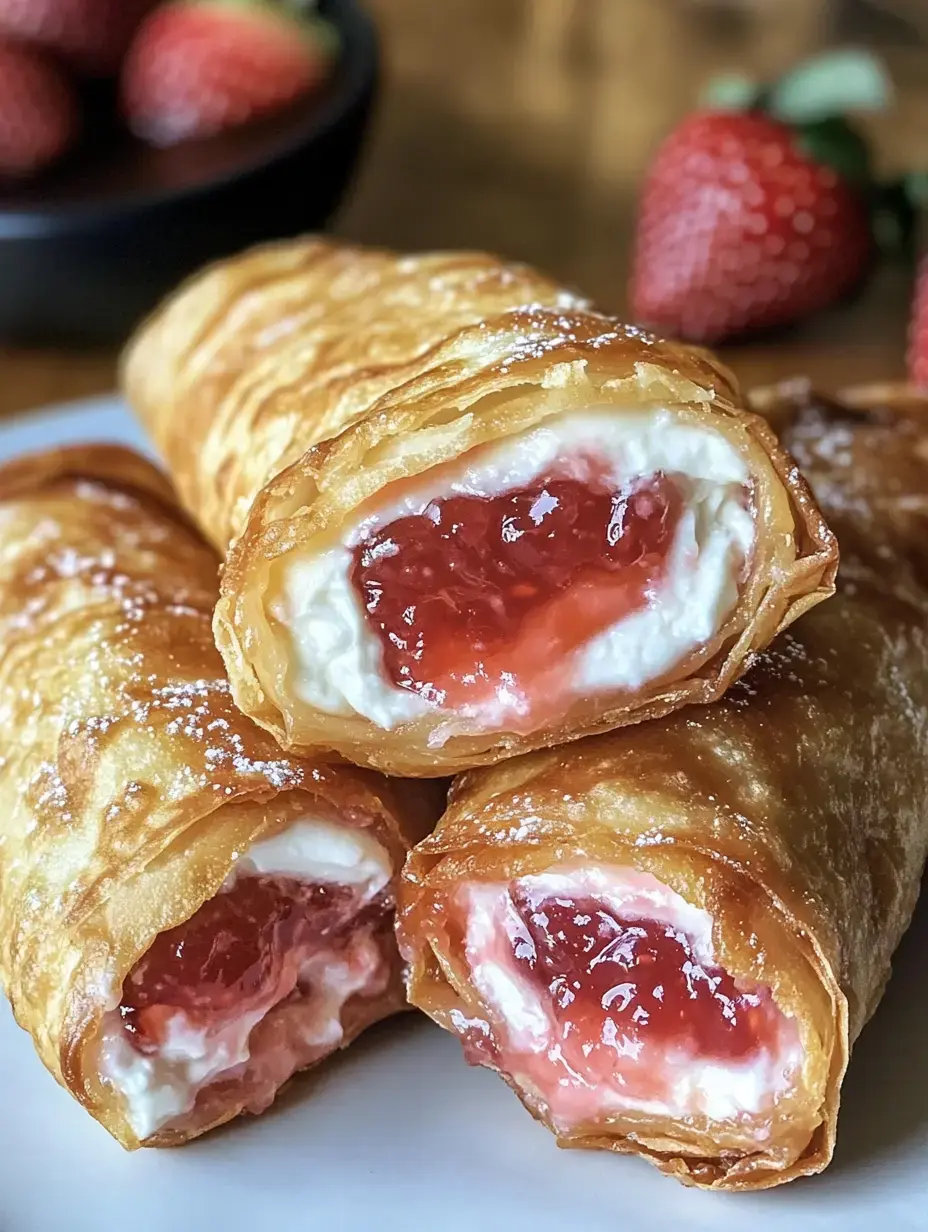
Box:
[0,39,78,178]
[0,0,153,75]
[907,257,928,389]
[631,111,873,343]
[122,0,333,147]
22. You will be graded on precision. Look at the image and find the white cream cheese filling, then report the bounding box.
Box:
[99,817,392,1140]
[274,408,755,731]
[99,1008,266,1142]
[459,867,803,1136]
[226,817,391,891]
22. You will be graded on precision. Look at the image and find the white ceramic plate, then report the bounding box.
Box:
[0,397,926,1232]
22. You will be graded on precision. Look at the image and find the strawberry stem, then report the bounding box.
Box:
[202,0,319,20]
[704,49,891,128]
[197,0,337,53]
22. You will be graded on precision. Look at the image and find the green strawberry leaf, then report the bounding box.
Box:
[768,49,892,124]
[300,13,340,57]
[794,116,871,186]
[903,171,928,210]
[280,0,324,18]
[215,0,332,41]
[700,73,764,112]
[870,179,917,259]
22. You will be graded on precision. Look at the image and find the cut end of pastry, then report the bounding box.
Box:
[97,818,400,1145]
[410,862,828,1187]
[264,407,767,761]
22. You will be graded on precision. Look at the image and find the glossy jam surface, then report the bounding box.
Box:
[351,473,682,708]
[119,876,378,1052]
[510,891,778,1069]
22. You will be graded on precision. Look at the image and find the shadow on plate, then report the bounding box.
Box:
[828,877,928,1173]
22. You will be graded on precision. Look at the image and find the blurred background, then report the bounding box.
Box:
[2,0,927,413]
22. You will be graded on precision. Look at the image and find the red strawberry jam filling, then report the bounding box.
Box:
[119,875,388,1053]
[351,473,683,710]
[511,892,778,1086]
[456,873,802,1130]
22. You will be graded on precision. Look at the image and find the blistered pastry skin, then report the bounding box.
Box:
[398,382,928,1189]
[121,239,837,776]
[0,444,439,1149]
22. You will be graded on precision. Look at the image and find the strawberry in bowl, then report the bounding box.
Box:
[0,0,154,75]
[122,0,336,146]
[0,0,375,343]
[0,39,78,177]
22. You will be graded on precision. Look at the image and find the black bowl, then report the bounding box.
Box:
[0,0,378,345]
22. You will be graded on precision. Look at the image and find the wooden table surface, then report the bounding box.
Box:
[3,0,928,416]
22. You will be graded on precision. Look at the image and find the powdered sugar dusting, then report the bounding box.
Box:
[0,464,309,855]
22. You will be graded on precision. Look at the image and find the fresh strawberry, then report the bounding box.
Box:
[907,257,928,389]
[0,39,78,178]
[122,0,333,147]
[0,0,153,75]
[631,110,873,343]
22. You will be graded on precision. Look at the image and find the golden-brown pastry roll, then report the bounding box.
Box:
[0,444,438,1150]
[397,381,928,1190]
[122,239,837,776]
